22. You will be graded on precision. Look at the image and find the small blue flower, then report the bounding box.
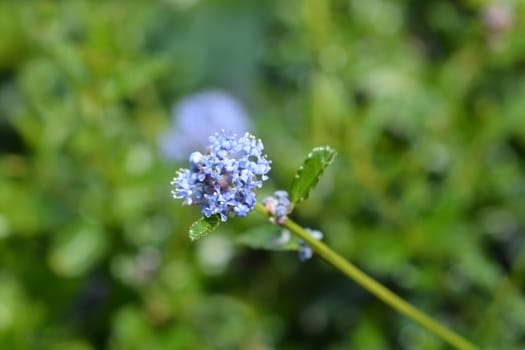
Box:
[298,245,313,261]
[159,90,252,162]
[171,132,271,221]
[298,228,324,262]
[263,190,292,225]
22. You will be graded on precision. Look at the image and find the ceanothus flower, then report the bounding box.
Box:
[171,132,271,221]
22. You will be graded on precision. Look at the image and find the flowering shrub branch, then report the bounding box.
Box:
[171,132,478,350]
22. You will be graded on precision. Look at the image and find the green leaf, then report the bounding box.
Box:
[290,146,337,204]
[189,215,221,241]
[236,226,301,251]
[48,223,107,278]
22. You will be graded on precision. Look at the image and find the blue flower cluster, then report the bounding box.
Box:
[171,132,271,221]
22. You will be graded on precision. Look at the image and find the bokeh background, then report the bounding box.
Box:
[1,0,525,349]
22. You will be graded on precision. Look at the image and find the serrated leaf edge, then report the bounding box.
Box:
[290,146,336,203]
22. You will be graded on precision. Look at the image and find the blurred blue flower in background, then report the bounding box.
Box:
[159,90,252,162]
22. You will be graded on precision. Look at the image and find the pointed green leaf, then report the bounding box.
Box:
[290,146,337,204]
[189,215,221,241]
[236,226,301,251]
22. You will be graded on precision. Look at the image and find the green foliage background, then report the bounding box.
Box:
[1,0,525,349]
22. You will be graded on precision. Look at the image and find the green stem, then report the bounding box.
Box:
[254,202,477,350]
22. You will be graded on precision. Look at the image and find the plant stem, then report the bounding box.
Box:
[254,202,477,350]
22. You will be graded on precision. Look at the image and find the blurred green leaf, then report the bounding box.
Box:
[189,215,220,241]
[236,226,300,251]
[48,224,107,278]
[53,341,95,350]
[290,146,336,204]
